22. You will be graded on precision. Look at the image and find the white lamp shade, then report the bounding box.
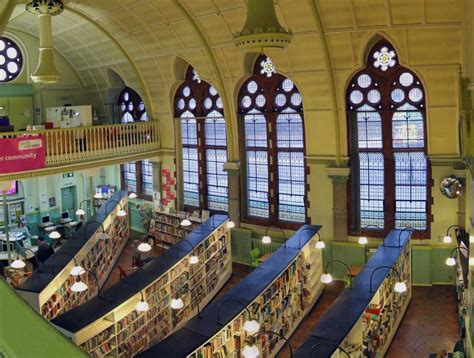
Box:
[128,192,138,199]
[443,235,452,244]
[75,208,86,216]
[358,236,368,245]
[138,242,152,253]
[242,343,260,358]
[49,230,61,239]
[320,273,333,284]
[243,319,260,334]
[136,300,149,312]
[445,257,456,266]
[189,255,199,265]
[469,258,474,266]
[71,280,88,292]
[94,193,102,199]
[11,259,26,269]
[70,265,86,276]
[315,240,325,249]
[394,282,407,293]
[171,298,185,310]
[226,221,236,229]
[180,219,192,227]
[117,209,127,217]
[262,236,272,244]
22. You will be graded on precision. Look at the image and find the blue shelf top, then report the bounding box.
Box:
[294,229,412,357]
[51,214,229,333]
[17,191,128,293]
[137,224,322,358]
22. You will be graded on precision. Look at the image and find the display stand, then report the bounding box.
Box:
[51,215,232,358]
[149,210,200,246]
[294,230,412,357]
[138,224,323,358]
[16,192,129,320]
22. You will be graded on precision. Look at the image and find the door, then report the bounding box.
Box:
[61,186,77,217]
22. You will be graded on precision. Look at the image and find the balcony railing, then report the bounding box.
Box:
[0,122,160,174]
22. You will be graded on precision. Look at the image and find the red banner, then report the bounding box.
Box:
[0,135,46,174]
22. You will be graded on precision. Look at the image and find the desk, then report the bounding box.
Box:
[349,264,363,277]
[38,223,54,237]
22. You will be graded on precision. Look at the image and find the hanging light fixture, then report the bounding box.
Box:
[70,276,88,293]
[135,290,149,313]
[226,221,236,229]
[25,0,63,83]
[75,208,86,216]
[180,218,192,227]
[170,297,184,310]
[320,273,333,284]
[234,0,293,51]
[358,236,368,245]
[137,241,152,253]
[242,341,260,358]
[49,230,61,240]
[11,258,26,269]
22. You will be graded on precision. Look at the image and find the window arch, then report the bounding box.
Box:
[175,66,228,212]
[238,55,307,227]
[0,36,23,82]
[347,40,430,237]
[118,87,147,123]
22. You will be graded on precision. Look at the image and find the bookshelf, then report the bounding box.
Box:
[294,229,412,358]
[149,210,200,246]
[138,224,323,358]
[51,215,232,358]
[16,192,129,321]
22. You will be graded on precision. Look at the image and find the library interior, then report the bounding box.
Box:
[0,0,474,357]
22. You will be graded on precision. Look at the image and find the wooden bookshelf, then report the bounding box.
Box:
[294,229,412,358]
[16,192,129,320]
[138,224,323,358]
[149,211,200,246]
[51,215,232,358]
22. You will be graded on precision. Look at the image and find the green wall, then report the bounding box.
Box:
[0,278,86,358]
[230,232,456,286]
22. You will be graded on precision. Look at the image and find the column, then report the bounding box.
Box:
[151,160,162,199]
[326,167,350,242]
[224,161,240,226]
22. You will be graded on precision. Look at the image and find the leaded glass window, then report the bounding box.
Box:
[347,39,429,237]
[239,54,307,227]
[0,37,23,82]
[141,160,153,196]
[118,87,147,123]
[175,66,228,212]
[122,162,137,193]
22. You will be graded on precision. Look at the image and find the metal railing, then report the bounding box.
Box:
[0,122,160,167]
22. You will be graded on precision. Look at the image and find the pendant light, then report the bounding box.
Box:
[135,290,149,313]
[358,236,368,245]
[137,242,152,253]
[226,221,235,229]
[70,276,88,293]
[180,218,192,227]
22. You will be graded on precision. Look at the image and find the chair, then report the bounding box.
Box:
[249,247,261,268]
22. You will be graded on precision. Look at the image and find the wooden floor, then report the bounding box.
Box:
[104,237,461,357]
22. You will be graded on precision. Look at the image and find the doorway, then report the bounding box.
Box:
[61,186,77,217]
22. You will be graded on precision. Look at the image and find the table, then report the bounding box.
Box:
[258,252,273,263]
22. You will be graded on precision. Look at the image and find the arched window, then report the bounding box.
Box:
[347,40,429,237]
[0,36,23,82]
[118,87,147,123]
[175,66,228,212]
[238,55,306,227]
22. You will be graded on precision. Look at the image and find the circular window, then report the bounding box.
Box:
[204,98,213,109]
[349,90,364,105]
[216,97,223,109]
[0,37,23,82]
[247,81,258,94]
[183,86,191,97]
[189,98,196,109]
[123,92,129,101]
[408,88,423,102]
[367,89,381,104]
[357,74,372,88]
[256,94,266,107]
[275,94,287,107]
[178,99,185,110]
[291,93,302,106]
[399,72,414,87]
[391,88,405,103]
[242,96,252,108]
[282,79,294,92]
[209,86,218,96]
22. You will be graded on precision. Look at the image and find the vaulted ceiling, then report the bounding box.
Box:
[1,0,466,157]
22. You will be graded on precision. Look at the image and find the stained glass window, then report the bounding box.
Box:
[347,39,429,237]
[0,37,23,82]
[118,87,147,123]
[239,54,306,226]
[175,66,228,211]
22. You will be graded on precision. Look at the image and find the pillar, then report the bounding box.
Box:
[454,168,470,229]
[151,159,162,200]
[224,161,240,226]
[326,167,350,242]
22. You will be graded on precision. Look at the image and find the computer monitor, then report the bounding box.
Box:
[61,211,69,220]
[41,215,50,224]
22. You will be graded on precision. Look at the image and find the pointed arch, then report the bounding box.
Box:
[347,39,430,239]
[238,54,307,227]
[175,65,228,212]
[118,87,147,123]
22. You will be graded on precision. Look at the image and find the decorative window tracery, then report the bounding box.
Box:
[0,37,23,82]
[118,87,147,123]
[238,54,307,226]
[347,40,429,236]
